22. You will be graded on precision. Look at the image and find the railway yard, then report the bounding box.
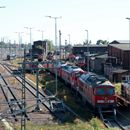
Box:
[1,0,130,129]
[0,62,54,128]
[0,58,130,130]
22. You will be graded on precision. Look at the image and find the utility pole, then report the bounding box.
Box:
[14,40,17,57]
[34,62,40,111]
[45,15,61,96]
[85,30,89,72]
[15,32,24,59]
[68,34,70,45]
[15,32,21,50]
[21,49,26,130]
[65,40,67,60]
[59,30,61,60]
[24,27,33,61]
[126,17,130,72]
[8,40,11,59]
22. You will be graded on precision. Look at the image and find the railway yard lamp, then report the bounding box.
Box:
[45,15,62,96]
[0,6,5,60]
[24,27,33,61]
[126,17,130,72]
[85,30,89,72]
[68,34,70,45]
[59,30,62,60]
[65,40,67,60]
[37,29,45,59]
[15,32,24,58]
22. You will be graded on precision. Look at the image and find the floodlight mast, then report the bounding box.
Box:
[45,15,61,96]
[85,30,89,72]
[126,18,130,72]
[24,27,33,61]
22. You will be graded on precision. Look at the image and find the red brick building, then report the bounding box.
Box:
[106,40,130,82]
[108,40,130,70]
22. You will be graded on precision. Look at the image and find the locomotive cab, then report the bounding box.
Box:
[75,56,86,68]
[77,72,116,110]
[94,86,115,105]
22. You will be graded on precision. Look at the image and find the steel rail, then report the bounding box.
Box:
[0,76,18,121]
[0,74,30,120]
[2,64,78,122]
[98,107,125,130]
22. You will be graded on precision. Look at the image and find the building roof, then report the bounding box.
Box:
[95,54,108,59]
[110,40,129,44]
[109,43,130,51]
[73,44,107,47]
[112,69,128,74]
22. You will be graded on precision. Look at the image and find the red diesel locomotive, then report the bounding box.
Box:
[43,61,116,111]
[77,72,116,109]
[75,57,86,68]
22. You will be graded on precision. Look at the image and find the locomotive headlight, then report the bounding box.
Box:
[108,100,114,103]
[97,100,104,103]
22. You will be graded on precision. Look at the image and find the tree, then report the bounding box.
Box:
[102,40,109,45]
[96,39,109,45]
[44,39,54,51]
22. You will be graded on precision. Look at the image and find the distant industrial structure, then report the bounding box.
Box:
[32,40,47,55]
[72,45,108,56]
[71,41,130,82]
[26,40,130,82]
[105,40,130,82]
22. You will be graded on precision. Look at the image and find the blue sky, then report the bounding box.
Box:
[0,0,130,45]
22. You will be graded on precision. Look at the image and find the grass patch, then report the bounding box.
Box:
[15,119,119,130]
[114,83,121,94]
[10,58,23,67]
[15,70,120,130]
[38,74,119,130]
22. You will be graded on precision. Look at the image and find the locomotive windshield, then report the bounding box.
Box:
[106,88,114,95]
[95,87,114,95]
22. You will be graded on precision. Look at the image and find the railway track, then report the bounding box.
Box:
[0,83,18,121]
[0,73,30,120]
[116,109,130,130]
[98,107,125,130]
[1,63,79,122]
[2,62,130,129]
[45,62,127,129]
